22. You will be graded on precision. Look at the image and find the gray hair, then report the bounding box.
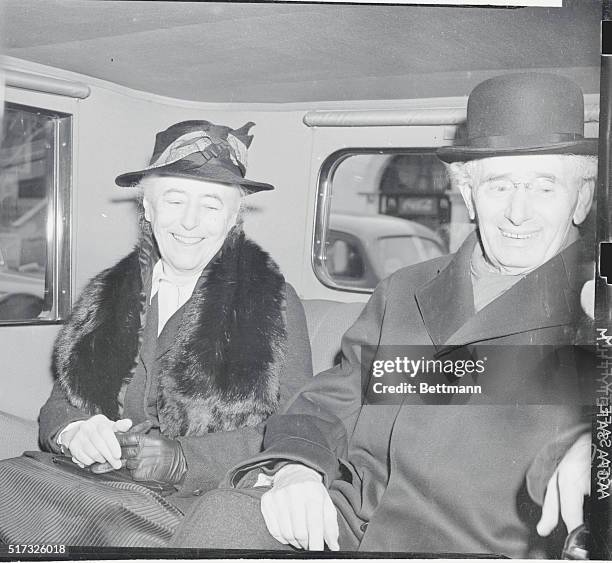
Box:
[445,154,598,192]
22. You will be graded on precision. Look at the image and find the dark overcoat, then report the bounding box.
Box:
[228,233,592,558]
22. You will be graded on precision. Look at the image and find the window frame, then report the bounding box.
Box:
[0,101,72,325]
[313,146,448,294]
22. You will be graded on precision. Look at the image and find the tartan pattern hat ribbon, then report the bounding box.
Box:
[115,120,274,193]
[151,130,216,169]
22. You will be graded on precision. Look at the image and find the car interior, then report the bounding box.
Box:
[0,0,602,499]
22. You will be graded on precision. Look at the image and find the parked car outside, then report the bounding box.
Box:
[326,212,446,290]
[0,245,45,299]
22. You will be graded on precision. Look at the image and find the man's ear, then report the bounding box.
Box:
[573,179,595,226]
[458,182,476,221]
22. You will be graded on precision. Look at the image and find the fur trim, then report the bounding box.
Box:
[53,252,142,419]
[158,232,286,437]
[53,233,286,436]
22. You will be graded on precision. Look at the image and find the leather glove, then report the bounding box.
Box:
[94,431,187,485]
[90,420,152,474]
[118,432,187,485]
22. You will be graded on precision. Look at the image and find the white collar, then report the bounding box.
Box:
[149,260,203,303]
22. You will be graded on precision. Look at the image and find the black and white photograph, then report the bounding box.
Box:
[0,0,610,560]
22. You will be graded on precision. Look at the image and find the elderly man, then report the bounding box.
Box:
[0,120,312,546]
[171,74,596,558]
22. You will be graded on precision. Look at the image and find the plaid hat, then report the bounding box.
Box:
[115,120,274,193]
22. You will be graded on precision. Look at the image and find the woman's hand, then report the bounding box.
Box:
[60,414,132,469]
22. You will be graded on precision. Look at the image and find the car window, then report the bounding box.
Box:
[314,149,474,293]
[0,103,72,323]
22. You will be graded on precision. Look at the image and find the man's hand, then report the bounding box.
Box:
[260,463,339,551]
[537,433,591,537]
[108,432,187,485]
[61,414,133,469]
[580,279,595,320]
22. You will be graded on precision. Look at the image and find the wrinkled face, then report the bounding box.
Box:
[142,176,241,278]
[459,155,593,275]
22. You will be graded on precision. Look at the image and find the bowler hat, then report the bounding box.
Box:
[437,73,598,162]
[115,120,274,193]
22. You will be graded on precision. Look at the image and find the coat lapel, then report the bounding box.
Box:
[137,294,182,367]
[415,232,476,349]
[155,305,186,359]
[139,294,160,369]
[445,251,576,347]
[416,234,582,352]
[154,267,210,359]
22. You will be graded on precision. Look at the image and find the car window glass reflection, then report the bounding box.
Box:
[321,151,474,291]
[0,106,52,320]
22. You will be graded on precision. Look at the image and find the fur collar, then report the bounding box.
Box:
[53,232,286,436]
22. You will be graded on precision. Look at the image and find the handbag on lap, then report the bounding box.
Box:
[0,451,183,547]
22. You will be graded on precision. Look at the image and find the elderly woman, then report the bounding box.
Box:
[0,120,312,545]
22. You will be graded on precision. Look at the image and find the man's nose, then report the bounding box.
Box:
[504,185,532,226]
[181,200,200,230]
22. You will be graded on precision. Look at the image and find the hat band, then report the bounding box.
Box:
[465,132,585,149]
[149,130,248,176]
[148,151,245,179]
